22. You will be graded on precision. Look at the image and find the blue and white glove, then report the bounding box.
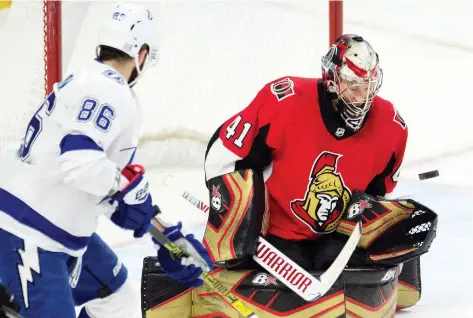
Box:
[154,222,214,288]
[110,164,157,238]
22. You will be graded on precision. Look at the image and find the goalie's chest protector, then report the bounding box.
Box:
[265,84,398,240]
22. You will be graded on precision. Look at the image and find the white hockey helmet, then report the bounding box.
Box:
[98,2,159,85]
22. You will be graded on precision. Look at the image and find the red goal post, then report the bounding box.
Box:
[43,1,62,97]
[329,0,344,46]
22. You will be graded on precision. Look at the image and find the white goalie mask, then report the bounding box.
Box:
[97,3,159,86]
[322,34,383,131]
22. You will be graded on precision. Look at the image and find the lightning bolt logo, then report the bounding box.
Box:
[17,242,40,309]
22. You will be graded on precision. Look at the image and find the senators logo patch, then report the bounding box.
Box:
[270,78,295,101]
[290,151,351,234]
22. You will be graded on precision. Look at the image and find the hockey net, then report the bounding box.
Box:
[0,1,60,152]
[0,1,342,169]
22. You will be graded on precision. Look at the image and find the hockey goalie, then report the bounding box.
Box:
[141,35,438,317]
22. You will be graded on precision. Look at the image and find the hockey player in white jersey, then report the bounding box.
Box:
[0,3,213,318]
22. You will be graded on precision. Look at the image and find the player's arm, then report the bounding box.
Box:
[204,79,286,182]
[58,79,155,236]
[57,83,134,197]
[365,126,408,197]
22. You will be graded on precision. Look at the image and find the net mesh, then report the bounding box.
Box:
[0,1,329,168]
[2,1,471,172]
[0,1,47,148]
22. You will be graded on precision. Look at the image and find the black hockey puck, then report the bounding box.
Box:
[418,170,439,180]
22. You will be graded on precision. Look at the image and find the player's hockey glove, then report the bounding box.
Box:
[0,284,20,318]
[154,222,214,288]
[110,164,157,238]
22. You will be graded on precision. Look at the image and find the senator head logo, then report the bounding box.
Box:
[290,151,351,234]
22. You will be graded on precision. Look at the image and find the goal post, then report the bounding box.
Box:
[44,0,62,95]
[329,0,343,45]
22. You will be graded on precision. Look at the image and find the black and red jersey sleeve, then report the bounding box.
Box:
[205,78,291,182]
[365,122,408,197]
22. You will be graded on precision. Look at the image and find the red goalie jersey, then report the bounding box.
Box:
[204,77,408,241]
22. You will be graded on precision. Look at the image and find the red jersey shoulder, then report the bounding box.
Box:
[264,76,319,103]
[217,77,318,157]
[370,96,408,134]
[250,76,319,126]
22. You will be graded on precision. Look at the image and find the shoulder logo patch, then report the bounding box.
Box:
[393,107,406,129]
[102,70,125,85]
[270,78,295,101]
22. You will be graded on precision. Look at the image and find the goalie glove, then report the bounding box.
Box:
[110,164,157,237]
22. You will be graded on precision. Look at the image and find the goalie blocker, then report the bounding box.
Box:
[141,170,438,317]
[203,169,268,263]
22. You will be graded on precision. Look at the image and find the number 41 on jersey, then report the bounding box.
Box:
[225,115,252,148]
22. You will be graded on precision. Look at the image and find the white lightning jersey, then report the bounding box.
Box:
[0,60,142,256]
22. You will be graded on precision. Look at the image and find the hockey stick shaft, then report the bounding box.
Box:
[169,184,361,301]
[149,218,258,318]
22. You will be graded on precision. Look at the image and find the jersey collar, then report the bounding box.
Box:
[316,80,368,140]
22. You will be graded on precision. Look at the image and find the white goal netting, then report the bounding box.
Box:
[0,0,328,169]
[0,1,47,151]
[5,1,470,171]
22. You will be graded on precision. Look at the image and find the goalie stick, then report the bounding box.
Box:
[164,181,362,302]
[149,218,259,318]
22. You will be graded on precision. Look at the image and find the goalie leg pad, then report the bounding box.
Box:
[141,256,400,317]
[141,257,191,318]
[205,169,267,262]
[396,257,422,310]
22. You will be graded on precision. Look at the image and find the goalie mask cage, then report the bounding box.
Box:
[0,0,342,168]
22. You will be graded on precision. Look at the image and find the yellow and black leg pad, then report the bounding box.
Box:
[141,256,192,317]
[141,256,402,318]
[396,257,422,310]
